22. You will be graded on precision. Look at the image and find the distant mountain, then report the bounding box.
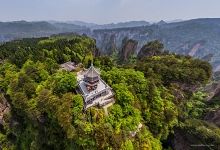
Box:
[65,21,97,28]
[0,21,90,42]
[92,18,220,71]
[94,21,150,29]
[157,20,167,25]
[1,18,220,71]
[52,22,90,32]
[0,21,56,33]
[63,20,150,29]
[0,21,58,41]
[166,19,184,23]
[0,20,150,43]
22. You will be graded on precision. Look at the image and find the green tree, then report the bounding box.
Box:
[52,71,77,94]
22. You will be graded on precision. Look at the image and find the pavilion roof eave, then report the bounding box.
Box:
[85,64,100,78]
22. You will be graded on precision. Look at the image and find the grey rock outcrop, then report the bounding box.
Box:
[0,93,10,125]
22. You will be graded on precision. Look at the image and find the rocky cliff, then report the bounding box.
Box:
[119,37,138,63]
[0,93,10,125]
[91,18,220,71]
[205,109,220,127]
[1,19,220,71]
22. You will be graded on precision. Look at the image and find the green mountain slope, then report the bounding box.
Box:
[0,35,218,150]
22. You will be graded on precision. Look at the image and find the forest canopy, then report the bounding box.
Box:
[0,35,218,150]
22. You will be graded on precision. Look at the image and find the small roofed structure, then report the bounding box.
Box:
[60,61,76,71]
[77,64,115,110]
[84,64,100,91]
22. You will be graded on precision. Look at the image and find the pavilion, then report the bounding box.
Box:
[77,64,115,109]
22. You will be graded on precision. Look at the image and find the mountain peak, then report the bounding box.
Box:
[157,20,167,25]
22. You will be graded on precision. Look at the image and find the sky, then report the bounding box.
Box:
[0,0,219,24]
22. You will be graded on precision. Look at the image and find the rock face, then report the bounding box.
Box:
[188,42,205,56]
[1,19,220,70]
[95,33,117,55]
[203,82,220,127]
[0,94,10,125]
[137,40,164,59]
[119,38,138,62]
[172,130,192,150]
[204,82,220,101]
[92,26,153,55]
[91,18,220,71]
[204,109,220,127]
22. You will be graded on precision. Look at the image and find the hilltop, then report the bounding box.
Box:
[0,35,219,149]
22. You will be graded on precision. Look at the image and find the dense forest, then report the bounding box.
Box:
[0,34,219,150]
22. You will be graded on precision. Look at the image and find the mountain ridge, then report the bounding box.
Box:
[0,18,220,71]
[91,18,220,71]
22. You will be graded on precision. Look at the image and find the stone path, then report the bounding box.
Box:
[103,102,114,116]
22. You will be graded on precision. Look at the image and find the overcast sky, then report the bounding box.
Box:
[0,0,219,24]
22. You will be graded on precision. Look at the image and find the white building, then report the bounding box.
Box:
[77,64,114,109]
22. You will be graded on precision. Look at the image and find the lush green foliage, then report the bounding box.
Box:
[136,55,211,86]
[0,37,216,150]
[0,34,96,67]
[179,119,220,148]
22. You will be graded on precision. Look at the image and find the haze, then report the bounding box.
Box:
[0,0,219,24]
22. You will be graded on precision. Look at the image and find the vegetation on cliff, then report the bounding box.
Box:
[0,35,218,150]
